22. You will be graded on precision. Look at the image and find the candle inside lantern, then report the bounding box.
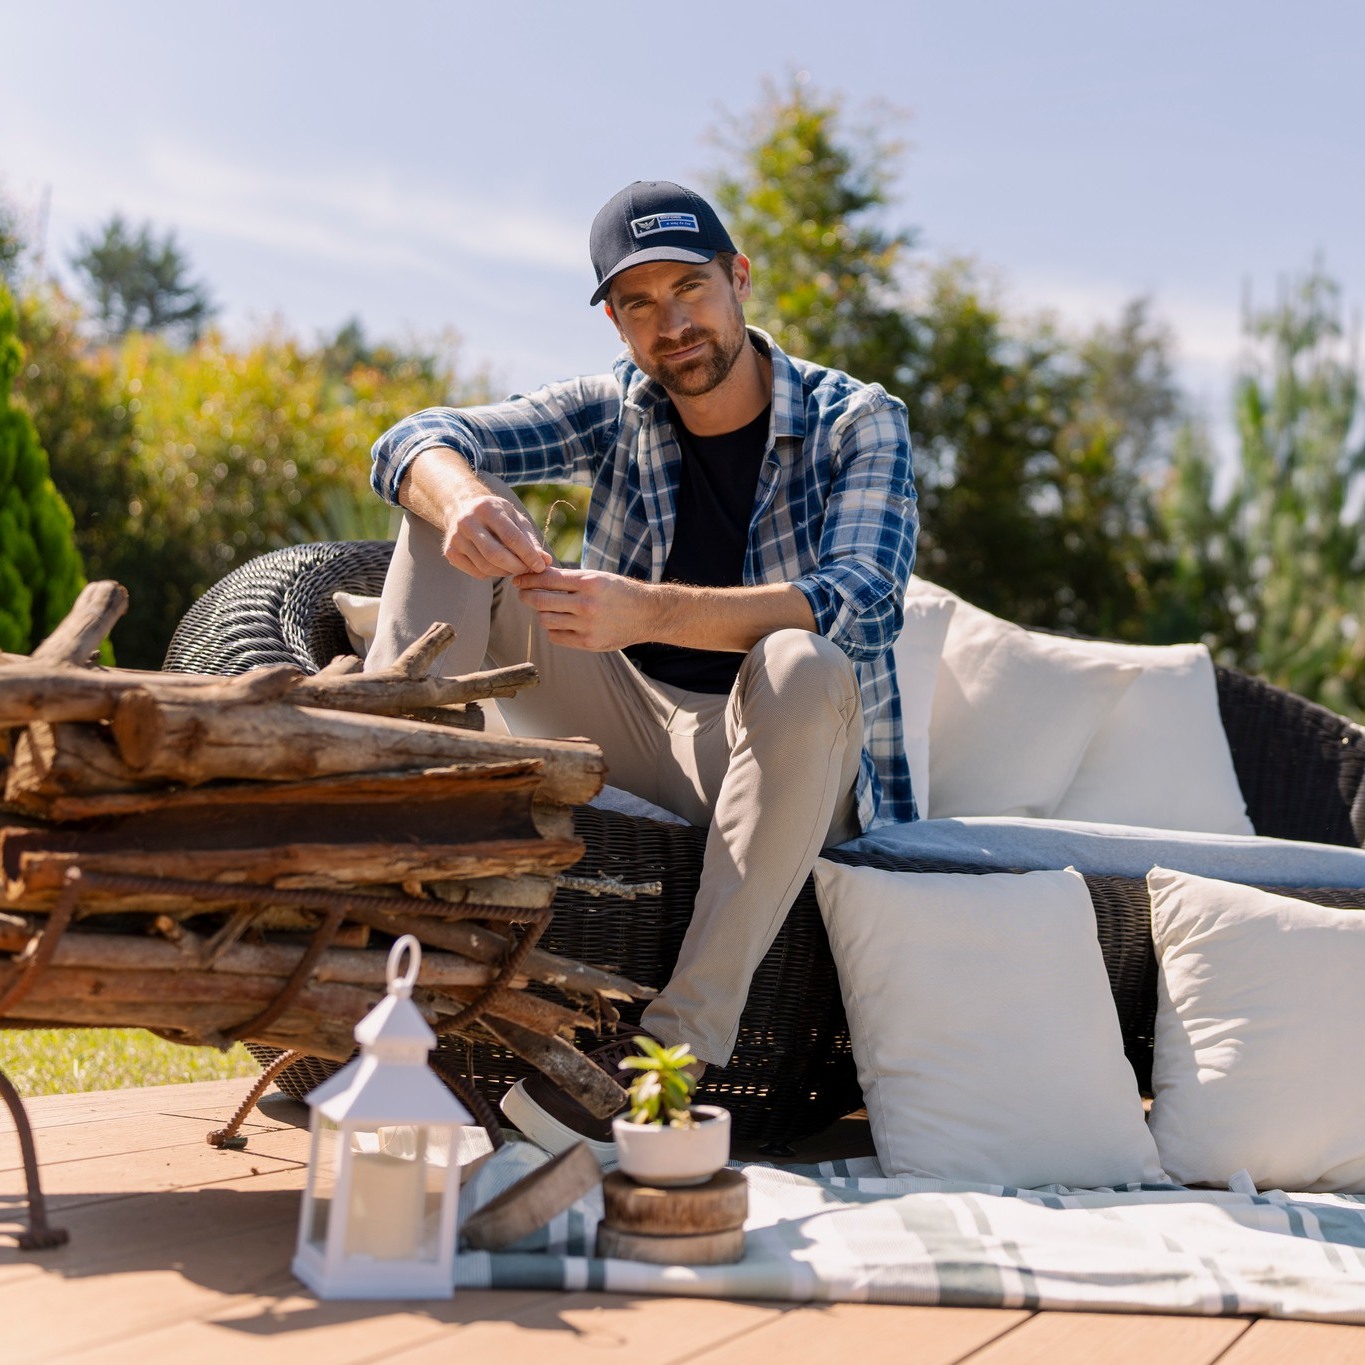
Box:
[292,936,472,1299]
[345,1147,425,1260]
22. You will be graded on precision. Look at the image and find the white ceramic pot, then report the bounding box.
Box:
[611,1105,731,1187]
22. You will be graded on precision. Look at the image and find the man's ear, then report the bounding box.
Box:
[604,302,626,342]
[731,253,754,304]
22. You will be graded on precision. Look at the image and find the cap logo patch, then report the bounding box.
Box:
[630,212,700,238]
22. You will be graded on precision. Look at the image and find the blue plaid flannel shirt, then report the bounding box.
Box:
[371,329,919,829]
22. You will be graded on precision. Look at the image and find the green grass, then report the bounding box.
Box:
[0,1028,260,1096]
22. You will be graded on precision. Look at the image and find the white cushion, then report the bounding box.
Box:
[909,579,1139,819]
[889,591,956,817]
[332,590,381,657]
[1147,867,1365,1192]
[1052,642,1252,835]
[814,860,1165,1188]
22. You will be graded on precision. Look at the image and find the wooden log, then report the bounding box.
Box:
[396,705,483,731]
[445,994,591,1038]
[461,1144,602,1251]
[3,960,599,1058]
[0,659,523,727]
[29,929,496,990]
[594,1224,744,1266]
[37,760,541,822]
[30,581,128,666]
[601,1169,748,1235]
[9,836,584,899]
[0,1003,359,1060]
[2,885,315,922]
[288,662,539,716]
[339,903,652,1003]
[483,1017,627,1120]
[5,762,550,876]
[1,662,303,726]
[0,912,31,953]
[313,654,364,678]
[427,873,559,911]
[388,622,458,679]
[2,939,592,1038]
[109,691,605,804]
[4,722,154,813]
[12,963,381,1015]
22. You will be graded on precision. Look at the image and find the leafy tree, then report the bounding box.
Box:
[710,76,915,395]
[0,280,86,653]
[69,214,215,343]
[1158,265,1365,715]
[711,81,1185,640]
[97,326,465,665]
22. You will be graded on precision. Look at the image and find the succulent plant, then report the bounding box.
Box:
[620,1037,700,1128]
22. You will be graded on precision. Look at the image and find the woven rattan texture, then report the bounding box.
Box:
[178,542,1365,1142]
[162,541,395,675]
[1214,666,1365,847]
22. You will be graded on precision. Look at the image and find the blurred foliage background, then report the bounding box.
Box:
[3,74,1364,715]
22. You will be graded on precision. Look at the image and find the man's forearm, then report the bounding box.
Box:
[643,580,816,652]
[396,446,482,528]
[514,567,816,653]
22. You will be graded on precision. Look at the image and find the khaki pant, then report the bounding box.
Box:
[367,492,863,1065]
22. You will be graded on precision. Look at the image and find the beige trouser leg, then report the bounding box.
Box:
[368,497,863,1066]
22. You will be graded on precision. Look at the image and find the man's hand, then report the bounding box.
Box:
[514,569,818,654]
[398,448,552,579]
[441,488,553,579]
[514,567,656,652]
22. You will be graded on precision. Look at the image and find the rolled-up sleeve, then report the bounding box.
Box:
[791,394,918,663]
[370,374,622,505]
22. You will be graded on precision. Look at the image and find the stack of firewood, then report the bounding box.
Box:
[0,581,646,1119]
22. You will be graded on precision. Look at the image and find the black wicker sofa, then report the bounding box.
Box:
[163,540,1365,1149]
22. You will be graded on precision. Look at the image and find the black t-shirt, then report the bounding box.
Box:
[625,402,771,693]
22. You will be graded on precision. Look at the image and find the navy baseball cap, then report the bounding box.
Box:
[589,180,737,306]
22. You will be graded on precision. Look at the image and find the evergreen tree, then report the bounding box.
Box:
[0,280,86,653]
[70,214,215,343]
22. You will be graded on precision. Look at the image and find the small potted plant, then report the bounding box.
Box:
[611,1037,730,1187]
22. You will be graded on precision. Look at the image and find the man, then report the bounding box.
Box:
[367,180,918,1159]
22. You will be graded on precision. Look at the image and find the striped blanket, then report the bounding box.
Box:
[453,1139,1365,1322]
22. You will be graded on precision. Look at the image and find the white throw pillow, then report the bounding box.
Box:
[1147,867,1365,1192]
[332,590,381,657]
[814,860,1165,1188]
[889,592,957,817]
[1052,642,1253,835]
[909,579,1140,819]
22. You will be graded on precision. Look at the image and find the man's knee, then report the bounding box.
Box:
[737,629,859,715]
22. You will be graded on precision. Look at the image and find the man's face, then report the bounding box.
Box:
[606,256,752,398]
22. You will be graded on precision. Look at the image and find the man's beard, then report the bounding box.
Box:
[635,320,749,397]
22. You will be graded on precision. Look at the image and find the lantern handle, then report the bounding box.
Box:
[386,934,422,997]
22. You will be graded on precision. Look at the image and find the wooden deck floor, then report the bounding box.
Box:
[4,1079,1365,1364]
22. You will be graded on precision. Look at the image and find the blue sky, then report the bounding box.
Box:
[5,0,1362,430]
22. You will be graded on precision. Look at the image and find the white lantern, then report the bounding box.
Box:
[292,935,472,1300]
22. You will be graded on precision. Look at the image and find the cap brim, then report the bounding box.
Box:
[590,246,716,305]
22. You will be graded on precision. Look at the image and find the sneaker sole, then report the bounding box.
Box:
[500,1080,618,1167]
